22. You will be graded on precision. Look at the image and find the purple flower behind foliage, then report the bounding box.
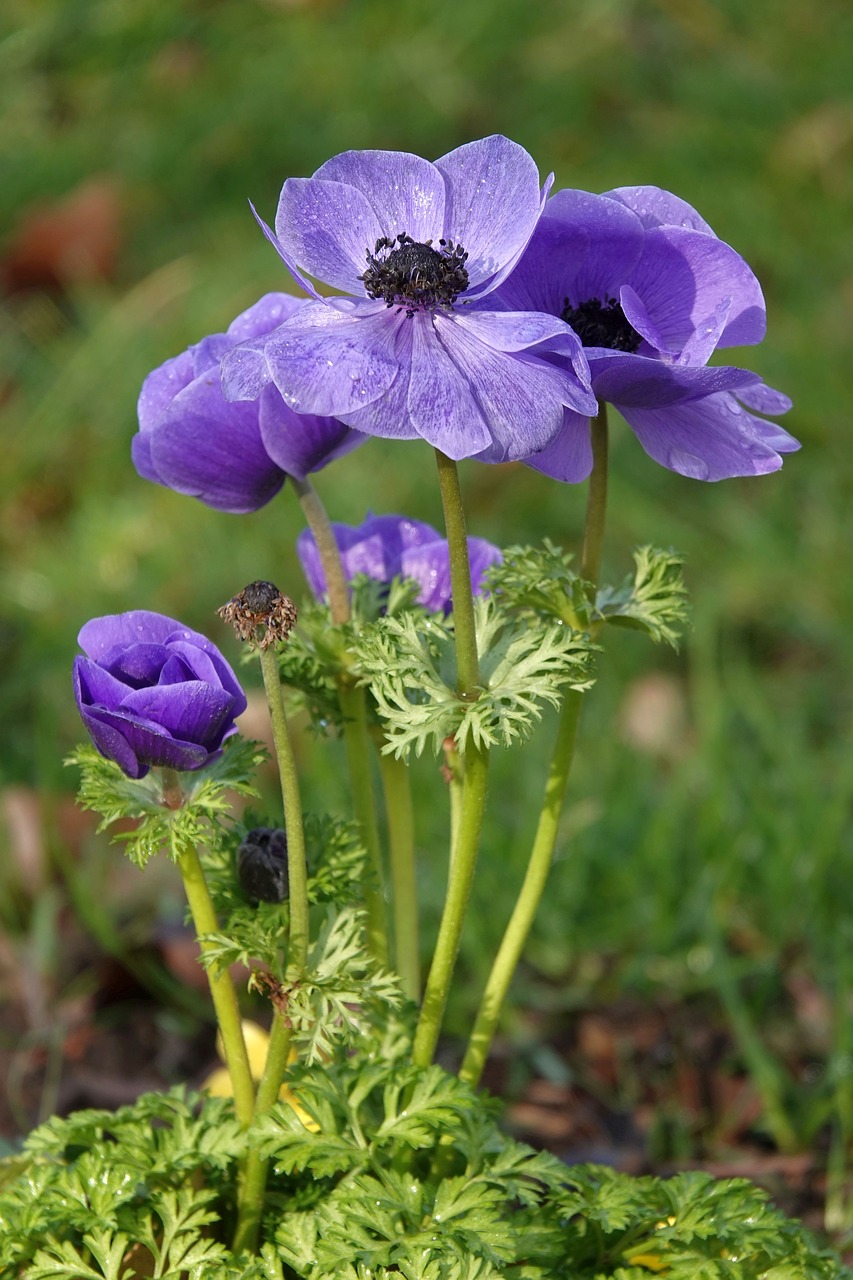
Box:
[133,293,365,513]
[297,515,502,614]
[495,186,799,481]
[220,136,597,462]
[73,611,247,779]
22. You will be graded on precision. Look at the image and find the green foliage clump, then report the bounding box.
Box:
[0,1061,846,1279]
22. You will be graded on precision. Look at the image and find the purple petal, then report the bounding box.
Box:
[589,352,762,408]
[123,682,236,749]
[435,136,543,293]
[259,392,366,480]
[219,336,274,402]
[225,292,305,343]
[520,409,594,483]
[261,300,401,417]
[427,313,590,460]
[407,316,492,458]
[495,190,644,317]
[604,186,716,235]
[250,202,323,301]
[625,227,766,355]
[621,391,800,481]
[137,351,195,435]
[146,374,285,513]
[735,380,793,416]
[78,612,201,658]
[275,177,383,295]
[336,325,420,440]
[312,149,446,245]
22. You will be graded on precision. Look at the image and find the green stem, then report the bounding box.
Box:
[231,1013,292,1254]
[412,744,489,1068]
[174,839,255,1128]
[293,474,388,964]
[443,737,463,872]
[459,691,583,1087]
[292,475,351,625]
[581,401,609,589]
[375,744,419,1000]
[458,406,608,1087]
[412,452,489,1066]
[434,449,480,694]
[339,681,389,965]
[259,647,309,974]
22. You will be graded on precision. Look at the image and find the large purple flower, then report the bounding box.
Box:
[220,137,597,462]
[133,293,366,513]
[297,514,501,614]
[73,611,247,779]
[495,186,799,481]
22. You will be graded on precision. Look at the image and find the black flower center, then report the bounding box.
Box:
[360,233,469,318]
[561,296,642,353]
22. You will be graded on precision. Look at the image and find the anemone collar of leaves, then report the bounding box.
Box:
[351,597,596,759]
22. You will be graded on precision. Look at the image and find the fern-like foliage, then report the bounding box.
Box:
[486,540,592,627]
[66,737,264,867]
[0,1067,847,1280]
[595,545,691,648]
[352,597,596,759]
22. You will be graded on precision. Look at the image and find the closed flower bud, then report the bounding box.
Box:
[72,611,247,780]
[236,827,289,904]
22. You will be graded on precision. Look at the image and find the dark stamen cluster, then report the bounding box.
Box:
[360,232,469,318]
[561,296,642,353]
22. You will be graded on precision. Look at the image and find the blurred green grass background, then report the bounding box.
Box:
[2,0,852,1155]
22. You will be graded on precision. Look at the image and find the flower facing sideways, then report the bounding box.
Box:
[73,611,247,779]
[133,293,366,513]
[221,135,597,462]
[495,186,799,481]
[297,514,502,614]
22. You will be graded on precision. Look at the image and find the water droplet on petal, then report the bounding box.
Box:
[667,448,710,480]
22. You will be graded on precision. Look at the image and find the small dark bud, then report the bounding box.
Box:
[218,580,298,649]
[236,827,289,904]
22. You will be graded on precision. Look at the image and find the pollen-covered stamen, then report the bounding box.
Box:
[360,232,469,318]
[561,296,642,353]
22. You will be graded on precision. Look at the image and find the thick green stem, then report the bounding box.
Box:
[581,402,609,588]
[259,647,309,973]
[339,681,389,965]
[458,405,609,1086]
[412,744,489,1067]
[376,745,419,1000]
[412,452,489,1066]
[231,1013,292,1254]
[292,475,351,626]
[459,692,583,1086]
[434,450,480,694]
[175,840,255,1128]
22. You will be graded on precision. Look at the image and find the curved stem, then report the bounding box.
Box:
[292,475,350,625]
[581,402,609,589]
[375,744,419,1000]
[259,647,309,973]
[175,840,255,1127]
[412,744,489,1067]
[339,681,389,966]
[459,691,583,1087]
[232,1013,292,1254]
[458,405,610,1086]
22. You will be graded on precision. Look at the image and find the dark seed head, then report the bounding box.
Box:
[360,232,469,317]
[237,827,289,904]
[218,580,298,649]
[561,296,642,353]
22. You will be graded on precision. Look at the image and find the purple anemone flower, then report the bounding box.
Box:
[220,136,597,462]
[297,514,502,614]
[494,186,799,481]
[73,611,247,779]
[133,293,366,513]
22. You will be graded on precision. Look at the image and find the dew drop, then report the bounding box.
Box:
[667,448,709,480]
